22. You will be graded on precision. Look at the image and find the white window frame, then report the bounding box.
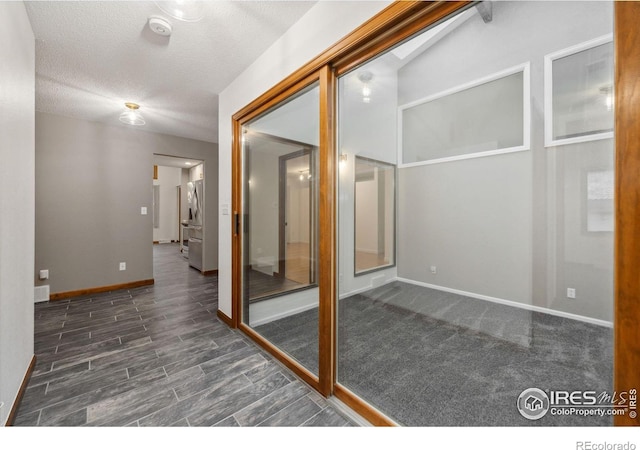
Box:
[544,34,614,148]
[397,62,531,168]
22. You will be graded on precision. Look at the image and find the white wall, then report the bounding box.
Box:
[189,163,204,181]
[396,1,613,321]
[218,1,391,317]
[355,175,379,254]
[153,165,181,243]
[249,150,280,274]
[0,1,35,425]
[180,168,189,223]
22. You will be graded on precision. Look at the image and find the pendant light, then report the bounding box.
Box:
[119,102,145,126]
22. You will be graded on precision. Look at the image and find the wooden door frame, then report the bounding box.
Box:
[614,0,640,427]
[230,0,640,426]
[232,73,329,395]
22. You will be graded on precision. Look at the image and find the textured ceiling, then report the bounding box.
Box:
[25,1,317,143]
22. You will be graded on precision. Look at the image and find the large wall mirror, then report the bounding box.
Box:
[354,156,395,275]
[240,82,321,377]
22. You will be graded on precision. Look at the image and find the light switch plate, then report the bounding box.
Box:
[141,207,147,215]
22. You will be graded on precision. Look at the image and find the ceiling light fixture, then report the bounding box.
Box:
[155,1,204,22]
[119,102,145,126]
[185,162,192,166]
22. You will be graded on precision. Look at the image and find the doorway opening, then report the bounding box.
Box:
[152,154,204,273]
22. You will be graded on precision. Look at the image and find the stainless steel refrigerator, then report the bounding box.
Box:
[187,179,203,271]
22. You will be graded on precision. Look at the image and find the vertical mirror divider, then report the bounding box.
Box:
[614,0,640,427]
[318,65,337,396]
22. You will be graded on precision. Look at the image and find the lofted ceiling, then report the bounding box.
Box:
[25,0,317,144]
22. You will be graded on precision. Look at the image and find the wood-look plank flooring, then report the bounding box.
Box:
[13,244,352,427]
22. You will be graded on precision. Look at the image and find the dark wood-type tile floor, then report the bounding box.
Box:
[13,244,353,427]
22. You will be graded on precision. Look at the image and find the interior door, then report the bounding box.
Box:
[280,149,316,286]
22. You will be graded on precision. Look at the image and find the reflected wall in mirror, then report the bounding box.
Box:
[243,131,318,302]
[354,156,395,275]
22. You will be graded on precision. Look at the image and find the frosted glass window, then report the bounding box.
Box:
[545,36,614,146]
[400,66,528,166]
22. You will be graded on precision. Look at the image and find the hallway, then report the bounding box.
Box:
[13,244,352,427]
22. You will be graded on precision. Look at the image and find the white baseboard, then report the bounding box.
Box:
[250,302,317,327]
[395,277,613,328]
[339,282,390,300]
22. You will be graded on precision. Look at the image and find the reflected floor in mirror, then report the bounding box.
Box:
[248,269,305,301]
[255,280,613,426]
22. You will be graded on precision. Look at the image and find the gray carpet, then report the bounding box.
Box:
[254,280,613,426]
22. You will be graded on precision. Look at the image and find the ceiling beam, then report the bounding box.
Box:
[476,1,492,23]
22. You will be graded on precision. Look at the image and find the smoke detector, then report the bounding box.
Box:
[148,16,172,36]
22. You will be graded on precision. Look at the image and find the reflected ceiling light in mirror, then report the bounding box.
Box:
[600,85,613,111]
[155,1,204,22]
[119,102,145,126]
[298,169,311,181]
[358,71,373,103]
[339,153,348,169]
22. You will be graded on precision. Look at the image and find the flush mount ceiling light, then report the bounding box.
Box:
[155,1,204,22]
[119,102,145,126]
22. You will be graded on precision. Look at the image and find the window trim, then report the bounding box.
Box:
[544,33,614,148]
[397,62,531,167]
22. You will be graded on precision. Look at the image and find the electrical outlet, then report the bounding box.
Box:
[119,262,126,271]
[430,266,437,274]
[567,288,576,299]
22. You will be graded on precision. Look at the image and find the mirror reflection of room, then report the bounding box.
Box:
[241,82,321,375]
[354,156,395,274]
[244,131,318,302]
